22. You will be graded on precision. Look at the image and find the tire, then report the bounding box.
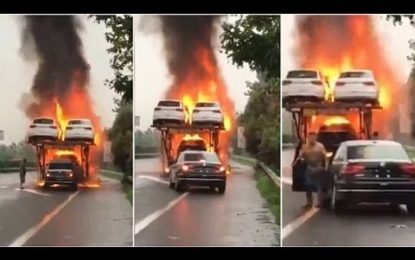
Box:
[175,180,184,192]
[406,203,415,215]
[331,184,345,214]
[218,182,226,194]
[390,202,401,213]
[169,178,174,189]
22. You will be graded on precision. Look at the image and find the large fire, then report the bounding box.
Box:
[294,15,402,136]
[35,84,104,178]
[165,48,236,164]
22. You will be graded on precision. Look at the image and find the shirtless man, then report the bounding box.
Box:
[293,132,328,209]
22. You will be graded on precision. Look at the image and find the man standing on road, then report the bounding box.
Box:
[19,158,27,190]
[293,132,328,209]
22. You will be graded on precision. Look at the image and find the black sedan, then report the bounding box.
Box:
[44,159,80,190]
[328,140,415,214]
[169,150,226,193]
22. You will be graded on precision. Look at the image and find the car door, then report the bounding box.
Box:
[292,143,307,192]
[330,144,347,186]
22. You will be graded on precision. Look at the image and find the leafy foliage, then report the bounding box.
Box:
[221,16,280,170]
[91,15,133,104]
[221,15,280,83]
[108,103,132,177]
[239,78,280,171]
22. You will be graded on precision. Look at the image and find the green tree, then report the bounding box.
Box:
[221,16,280,170]
[240,78,279,171]
[108,103,133,178]
[92,15,133,104]
[221,15,280,84]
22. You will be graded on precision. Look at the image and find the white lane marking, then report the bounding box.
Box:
[136,175,169,185]
[135,192,188,235]
[282,207,320,241]
[0,186,8,189]
[9,191,79,247]
[14,188,50,197]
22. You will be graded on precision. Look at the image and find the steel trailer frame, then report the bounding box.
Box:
[284,101,383,144]
[28,139,94,182]
[152,123,224,167]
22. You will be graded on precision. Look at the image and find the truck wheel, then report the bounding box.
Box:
[218,182,226,194]
[406,203,415,215]
[175,181,184,192]
[71,184,78,191]
[331,185,345,214]
[169,178,174,189]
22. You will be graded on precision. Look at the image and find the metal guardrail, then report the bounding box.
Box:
[282,143,295,149]
[100,169,132,183]
[405,145,415,151]
[0,167,37,173]
[232,155,280,188]
[135,153,158,159]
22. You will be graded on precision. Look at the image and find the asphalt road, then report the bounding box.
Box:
[0,171,132,246]
[282,148,415,246]
[134,158,279,246]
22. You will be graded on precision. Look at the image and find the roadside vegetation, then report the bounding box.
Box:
[92,16,133,202]
[255,168,280,224]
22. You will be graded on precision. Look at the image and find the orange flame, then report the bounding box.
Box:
[165,47,236,164]
[295,15,400,135]
[324,117,350,126]
[33,75,104,178]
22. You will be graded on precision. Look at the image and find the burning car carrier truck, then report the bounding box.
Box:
[283,100,383,191]
[152,122,224,175]
[28,138,94,189]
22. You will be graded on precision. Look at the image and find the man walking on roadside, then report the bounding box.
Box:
[19,158,27,190]
[293,132,328,209]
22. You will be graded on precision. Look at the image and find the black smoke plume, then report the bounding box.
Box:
[159,16,220,89]
[21,16,89,118]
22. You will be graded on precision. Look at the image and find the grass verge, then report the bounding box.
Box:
[231,156,256,167]
[100,170,132,205]
[122,181,133,205]
[255,167,280,224]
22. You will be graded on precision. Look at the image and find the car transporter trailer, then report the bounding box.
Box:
[28,138,94,183]
[152,122,225,175]
[284,101,383,144]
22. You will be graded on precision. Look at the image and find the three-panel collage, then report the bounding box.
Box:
[1,13,415,247]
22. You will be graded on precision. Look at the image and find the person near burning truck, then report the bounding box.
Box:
[293,132,328,209]
[19,158,27,190]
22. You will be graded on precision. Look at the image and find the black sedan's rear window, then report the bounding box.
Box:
[49,163,73,170]
[286,70,318,79]
[183,152,220,163]
[347,145,410,160]
[158,101,180,107]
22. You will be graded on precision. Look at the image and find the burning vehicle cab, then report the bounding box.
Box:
[334,69,379,105]
[317,121,358,161]
[282,69,327,105]
[44,159,80,190]
[191,101,224,127]
[177,138,207,155]
[27,117,59,142]
[153,100,187,126]
[169,150,227,194]
[64,119,95,143]
[328,140,415,214]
